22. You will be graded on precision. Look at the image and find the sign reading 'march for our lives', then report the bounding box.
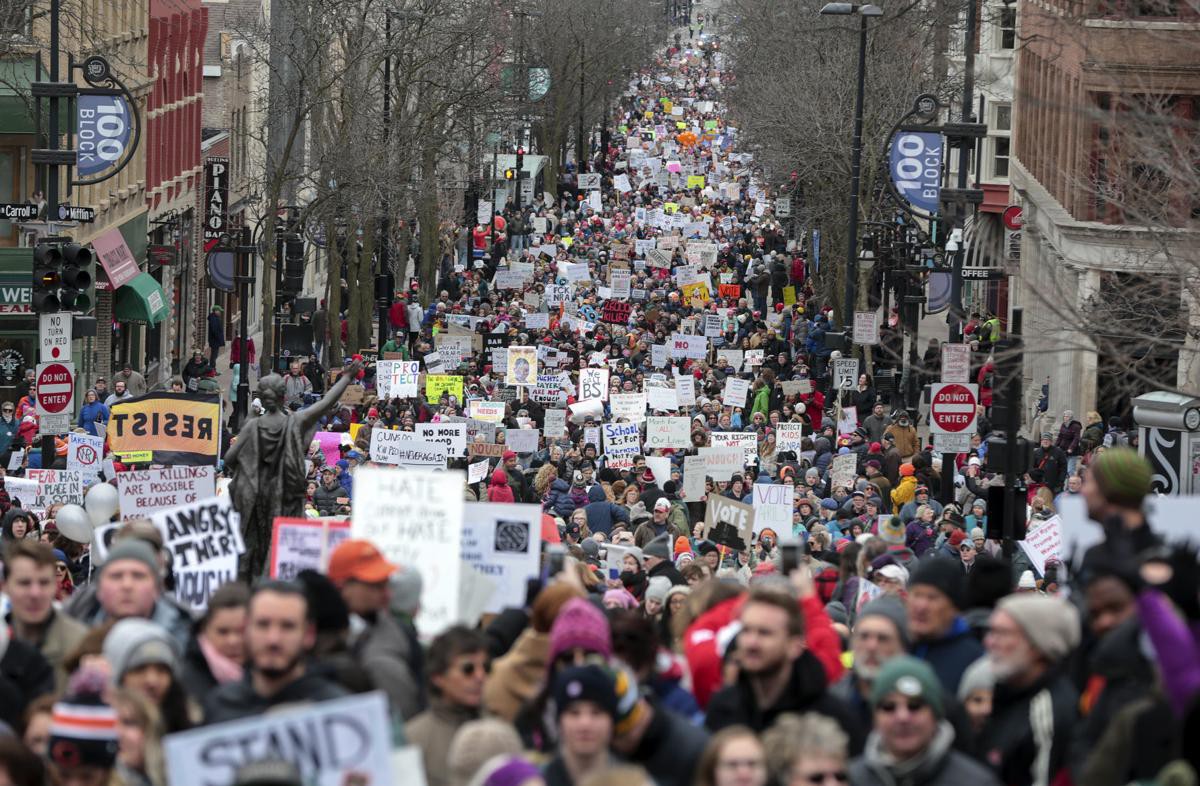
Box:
[76,94,133,179]
[888,131,944,215]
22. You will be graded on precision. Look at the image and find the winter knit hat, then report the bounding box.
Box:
[879,516,906,546]
[674,536,691,557]
[909,556,968,610]
[102,618,179,683]
[1089,447,1152,509]
[858,596,910,648]
[996,594,1081,663]
[445,721,524,786]
[49,669,120,769]
[645,576,671,606]
[603,588,638,609]
[101,538,159,579]
[553,664,617,718]
[957,656,995,701]
[644,532,672,560]
[870,655,944,719]
[899,463,915,477]
[548,597,613,665]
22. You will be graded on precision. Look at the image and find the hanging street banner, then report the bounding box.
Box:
[77,94,133,179]
[888,131,943,215]
[203,157,230,248]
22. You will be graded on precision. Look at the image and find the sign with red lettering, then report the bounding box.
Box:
[601,300,632,324]
[929,383,978,434]
[718,284,741,299]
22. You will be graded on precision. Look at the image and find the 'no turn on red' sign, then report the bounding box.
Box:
[929,382,978,434]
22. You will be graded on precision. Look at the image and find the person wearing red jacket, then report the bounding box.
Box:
[683,570,845,711]
[388,297,408,331]
[790,254,806,286]
[697,576,866,751]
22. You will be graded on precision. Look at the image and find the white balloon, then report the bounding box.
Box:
[84,482,120,526]
[56,504,94,543]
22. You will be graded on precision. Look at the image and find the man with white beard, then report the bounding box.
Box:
[830,597,909,729]
[978,594,1080,786]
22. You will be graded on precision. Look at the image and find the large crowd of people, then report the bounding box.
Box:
[0,15,1196,786]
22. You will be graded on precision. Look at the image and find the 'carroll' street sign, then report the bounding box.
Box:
[0,203,39,220]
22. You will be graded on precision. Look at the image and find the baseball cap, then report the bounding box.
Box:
[654,498,671,512]
[327,539,397,584]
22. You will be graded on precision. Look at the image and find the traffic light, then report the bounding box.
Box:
[32,242,63,313]
[59,242,93,311]
[282,234,305,294]
[515,146,524,177]
[503,168,517,181]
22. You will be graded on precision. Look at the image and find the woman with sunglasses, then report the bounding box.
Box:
[848,657,1001,786]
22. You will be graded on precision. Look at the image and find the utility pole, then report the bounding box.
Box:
[379,13,393,351]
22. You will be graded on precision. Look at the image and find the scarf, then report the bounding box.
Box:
[198,634,244,685]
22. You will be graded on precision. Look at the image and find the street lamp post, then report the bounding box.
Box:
[819,2,882,330]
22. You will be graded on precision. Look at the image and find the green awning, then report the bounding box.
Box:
[115,272,168,324]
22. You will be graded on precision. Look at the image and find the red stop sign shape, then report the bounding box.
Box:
[37,363,74,414]
[930,383,977,433]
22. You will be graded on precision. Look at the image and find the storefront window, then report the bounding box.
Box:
[0,334,35,398]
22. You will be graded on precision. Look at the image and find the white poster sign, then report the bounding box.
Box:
[461,502,543,614]
[352,468,465,637]
[117,466,218,519]
[163,693,393,786]
[610,392,647,423]
[149,496,244,611]
[66,433,104,479]
[645,416,692,449]
[711,431,758,463]
[369,431,449,468]
[752,483,793,533]
[543,409,567,438]
[602,422,641,458]
[505,428,540,454]
[723,377,750,409]
[776,422,805,453]
[415,422,467,458]
[580,367,610,401]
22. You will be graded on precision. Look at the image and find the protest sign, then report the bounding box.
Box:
[369,431,449,468]
[704,314,723,337]
[776,422,805,453]
[718,283,741,299]
[67,432,104,479]
[162,692,393,786]
[506,428,540,454]
[424,374,464,404]
[610,270,632,299]
[415,422,467,457]
[711,431,758,463]
[853,311,880,345]
[645,416,691,449]
[377,360,420,398]
[723,377,750,408]
[434,335,473,366]
[468,459,491,484]
[704,495,755,551]
[462,503,543,614]
[468,400,506,423]
[830,453,858,491]
[268,517,352,579]
[716,349,744,369]
[353,469,465,636]
[780,379,813,396]
[117,466,217,519]
[544,408,567,438]
[699,446,745,481]
[531,374,568,406]
[603,422,641,458]
[108,393,221,465]
[682,454,708,501]
[26,468,83,507]
[601,301,632,324]
[1017,514,1062,576]
[743,349,764,369]
[313,431,348,469]
[837,405,858,437]
[525,312,550,330]
[610,392,648,423]
[646,384,678,412]
[752,484,792,533]
[150,496,244,610]
[506,345,538,386]
[580,367,610,401]
[423,349,446,375]
[670,333,707,360]
[675,375,696,406]
[651,344,668,368]
[468,442,505,459]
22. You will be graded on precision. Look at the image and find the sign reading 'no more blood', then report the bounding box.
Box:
[929,382,978,434]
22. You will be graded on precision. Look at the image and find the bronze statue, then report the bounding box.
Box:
[227,359,362,579]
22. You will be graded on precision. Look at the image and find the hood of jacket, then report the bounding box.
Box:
[551,477,570,493]
[587,484,607,503]
[860,719,956,782]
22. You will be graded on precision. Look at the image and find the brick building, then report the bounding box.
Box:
[1010,0,1200,419]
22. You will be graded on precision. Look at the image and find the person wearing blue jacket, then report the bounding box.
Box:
[543,476,576,521]
[77,389,109,436]
[584,483,629,536]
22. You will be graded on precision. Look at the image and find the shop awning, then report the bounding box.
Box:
[115,273,169,324]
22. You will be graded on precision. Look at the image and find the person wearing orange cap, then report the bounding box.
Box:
[327,539,423,719]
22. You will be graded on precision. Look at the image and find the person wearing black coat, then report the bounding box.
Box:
[1032,432,1068,493]
[0,634,54,730]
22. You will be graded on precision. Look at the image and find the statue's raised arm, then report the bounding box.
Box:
[295,358,363,436]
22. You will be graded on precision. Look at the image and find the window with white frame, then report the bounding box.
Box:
[991,103,1012,179]
[998,0,1016,49]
